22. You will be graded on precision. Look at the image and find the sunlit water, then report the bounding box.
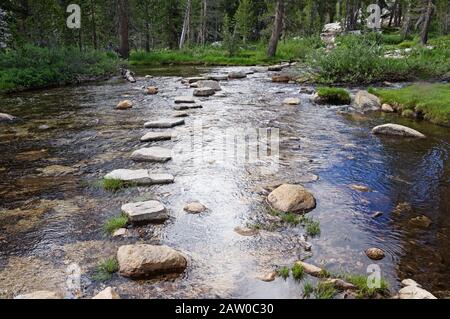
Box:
[0,66,449,299]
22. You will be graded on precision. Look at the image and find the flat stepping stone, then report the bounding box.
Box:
[184,202,207,214]
[194,88,216,97]
[144,118,185,128]
[283,98,300,105]
[122,200,169,223]
[131,147,172,162]
[140,132,173,142]
[196,80,222,91]
[174,104,203,111]
[105,169,174,185]
[181,77,207,84]
[174,96,196,104]
[208,75,228,81]
[173,111,189,118]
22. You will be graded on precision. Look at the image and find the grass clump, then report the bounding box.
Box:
[303,281,314,298]
[370,83,450,126]
[314,281,337,299]
[345,274,390,299]
[92,258,119,282]
[299,216,321,237]
[95,178,133,192]
[291,263,305,281]
[103,215,128,235]
[278,266,290,280]
[316,87,351,105]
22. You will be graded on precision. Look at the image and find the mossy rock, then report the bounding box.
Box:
[315,87,351,105]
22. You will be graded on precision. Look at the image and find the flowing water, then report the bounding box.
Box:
[0,66,449,299]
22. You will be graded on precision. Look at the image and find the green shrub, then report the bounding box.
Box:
[316,87,351,105]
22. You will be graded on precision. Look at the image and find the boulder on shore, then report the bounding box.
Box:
[372,124,426,138]
[117,244,187,279]
[267,184,316,213]
[398,279,437,299]
[353,91,381,112]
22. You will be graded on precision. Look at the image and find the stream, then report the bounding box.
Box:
[0,66,449,299]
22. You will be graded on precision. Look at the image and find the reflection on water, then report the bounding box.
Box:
[0,66,449,299]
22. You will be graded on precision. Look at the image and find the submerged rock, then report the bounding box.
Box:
[144,118,185,128]
[184,202,207,214]
[398,279,437,299]
[196,80,222,91]
[117,244,187,279]
[174,96,196,104]
[365,248,385,260]
[234,226,259,237]
[104,169,174,185]
[267,184,316,213]
[353,91,381,112]
[193,87,216,97]
[350,184,370,192]
[14,291,63,299]
[116,100,133,110]
[92,287,121,299]
[257,271,277,282]
[283,98,301,106]
[131,147,172,162]
[122,200,169,223]
[140,131,173,142]
[372,124,426,138]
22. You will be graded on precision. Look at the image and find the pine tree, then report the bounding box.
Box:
[235,0,254,44]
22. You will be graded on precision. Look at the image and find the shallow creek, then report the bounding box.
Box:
[0,66,449,299]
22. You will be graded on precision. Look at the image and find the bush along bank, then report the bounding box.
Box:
[0,45,121,93]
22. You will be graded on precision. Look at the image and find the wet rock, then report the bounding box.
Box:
[193,87,216,97]
[92,287,120,299]
[190,82,199,88]
[283,98,300,106]
[268,65,282,72]
[38,125,51,130]
[372,124,426,138]
[272,75,291,83]
[267,184,316,213]
[14,291,63,299]
[113,228,128,237]
[371,211,384,219]
[116,100,133,110]
[146,86,159,95]
[131,147,172,162]
[300,87,315,95]
[398,279,437,299]
[0,113,19,123]
[173,111,189,118]
[353,91,381,112]
[350,184,370,192]
[228,71,247,79]
[234,226,259,237]
[145,75,153,79]
[37,165,76,176]
[184,202,207,214]
[122,200,169,223]
[117,244,187,279]
[181,77,207,84]
[365,248,385,260]
[409,215,432,228]
[251,66,268,73]
[295,261,324,277]
[104,169,174,185]
[325,279,357,291]
[197,80,222,91]
[140,131,173,142]
[174,96,196,104]
[393,202,413,215]
[209,75,228,81]
[173,104,203,111]
[257,271,277,282]
[381,103,394,113]
[144,118,185,128]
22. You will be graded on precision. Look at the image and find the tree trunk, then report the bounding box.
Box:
[199,0,207,45]
[179,0,191,49]
[117,0,130,59]
[267,0,284,57]
[90,0,97,49]
[420,0,434,44]
[402,2,412,40]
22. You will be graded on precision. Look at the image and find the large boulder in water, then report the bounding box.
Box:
[267,184,316,213]
[117,244,187,279]
[353,91,381,112]
[372,124,426,138]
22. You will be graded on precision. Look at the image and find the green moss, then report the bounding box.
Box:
[371,83,450,126]
[345,274,390,299]
[278,266,290,280]
[314,281,337,299]
[291,263,305,281]
[92,258,119,282]
[316,87,351,105]
[104,215,128,235]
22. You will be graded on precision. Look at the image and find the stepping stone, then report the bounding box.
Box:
[174,96,196,104]
[173,104,203,111]
[173,111,189,118]
[181,77,207,84]
[228,71,247,79]
[144,118,185,128]
[105,169,174,185]
[131,147,172,162]
[196,80,222,91]
[122,200,169,223]
[194,88,216,97]
[208,75,228,81]
[140,131,173,142]
[283,98,300,105]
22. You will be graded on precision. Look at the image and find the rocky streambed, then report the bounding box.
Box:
[0,65,449,299]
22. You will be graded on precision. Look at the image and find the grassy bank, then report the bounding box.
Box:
[370,83,450,126]
[0,45,120,93]
[130,37,322,66]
